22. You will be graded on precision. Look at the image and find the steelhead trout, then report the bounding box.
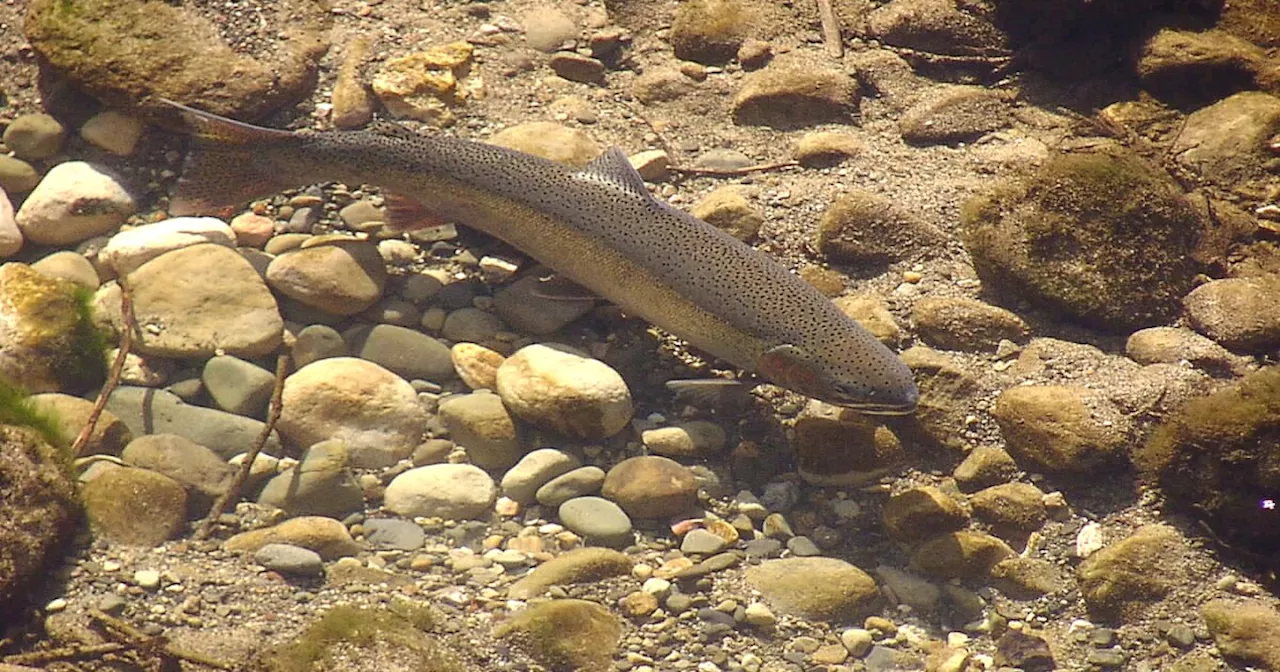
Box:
[165,101,919,414]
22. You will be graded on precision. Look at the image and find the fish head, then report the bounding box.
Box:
[758,343,919,415]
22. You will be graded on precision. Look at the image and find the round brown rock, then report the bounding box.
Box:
[82,467,187,547]
[745,557,880,621]
[601,456,698,519]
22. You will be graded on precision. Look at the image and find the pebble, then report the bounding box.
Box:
[0,155,40,194]
[81,467,187,547]
[278,357,428,469]
[501,448,580,504]
[266,239,387,316]
[229,212,275,248]
[522,8,578,52]
[254,543,324,577]
[291,324,347,367]
[629,149,670,181]
[601,455,698,519]
[496,343,633,440]
[134,569,162,590]
[80,110,145,156]
[642,420,727,458]
[535,465,606,507]
[441,306,503,343]
[363,518,426,551]
[105,386,282,460]
[681,528,731,555]
[451,342,505,390]
[384,463,497,519]
[16,161,136,245]
[0,187,21,257]
[257,440,364,518]
[30,250,99,288]
[743,602,777,627]
[746,557,880,621]
[437,391,523,469]
[3,113,66,160]
[558,496,634,548]
[841,628,874,656]
[202,354,275,417]
[507,547,632,599]
[224,516,363,560]
[550,52,606,83]
[346,323,456,382]
[492,273,595,334]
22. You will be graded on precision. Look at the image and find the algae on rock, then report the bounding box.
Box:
[961,144,1209,331]
[260,602,462,672]
[0,263,108,394]
[493,599,623,671]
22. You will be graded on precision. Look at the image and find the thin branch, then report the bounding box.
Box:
[71,283,136,457]
[194,352,290,540]
[2,643,127,666]
[816,0,844,59]
[90,609,234,670]
[669,160,801,177]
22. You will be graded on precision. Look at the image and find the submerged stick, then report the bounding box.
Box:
[816,0,844,58]
[71,284,135,457]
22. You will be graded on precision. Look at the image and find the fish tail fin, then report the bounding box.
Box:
[161,99,300,217]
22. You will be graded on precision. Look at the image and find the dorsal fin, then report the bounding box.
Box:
[367,119,421,140]
[580,147,652,198]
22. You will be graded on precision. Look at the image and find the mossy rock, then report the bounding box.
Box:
[0,378,67,449]
[0,263,108,394]
[669,0,789,65]
[24,0,330,120]
[0,425,79,624]
[1132,366,1280,559]
[260,601,462,672]
[493,599,622,671]
[960,144,1209,331]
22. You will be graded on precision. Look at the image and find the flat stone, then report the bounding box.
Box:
[291,324,347,368]
[254,543,324,576]
[488,122,601,167]
[30,251,99,289]
[437,391,523,469]
[104,386,283,460]
[992,385,1130,473]
[1183,275,1280,353]
[0,156,40,195]
[2,113,65,160]
[746,557,880,621]
[535,466,606,507]
[496,343,633,440]
[101,217,235,276]
[224,516,362,560]
[550,52,605,84]
[119,433,234,516]
[899,86,1012,144]
[363,518,426,551]
[501,448,581,504]
[256,439,365,518]
[642,421,727,458]
[493,274,595,335]
[123,243,283,358]
[202,355,276,417]
[732,59,857,127]
[384,463,497,519]
[266,240,387,316]
[346,323,455,382]
[80,110,146,156]
[507,547,632,600]
[558,496,633,548]
[689,187,763,240]
[28,393,132,457]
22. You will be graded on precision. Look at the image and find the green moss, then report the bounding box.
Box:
[1134,367,1280,555]
[263,601,460,672]
[493,599,622,671]
[0,377,66,449]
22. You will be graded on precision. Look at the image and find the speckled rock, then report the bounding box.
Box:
[912,297,1030,352]
[437,391,523,470]
[746,557,880,621]
[891,347,981,453]
[1183,275,1280,353]
[16,162,135,246]
[991,385,1130,473]
[732,59,858,127]
[558,496,634,548]
[493,599,622,670]
[257,439,364,518]
[1078,525,1188,621]
[384,463,497,519]
[507,547,633,600]
[911,531,1015,580]
[119,434,234,515]
[266,240,387,316]
[224,516,362,560]
[601,456,698,519]
[689,187,763,241]
[81,467,187,547]
[488,122,601,167]
[0,427,79,623]
[496,343,633,440]
[0,263,106,394]
[501,448,581,504]
[100,217,235,276]
[278,357,428,469]
[816,189,946,265]
[882,486,969,544]
[123,244,283,359]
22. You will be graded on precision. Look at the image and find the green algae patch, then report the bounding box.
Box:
[0,377,66,449]
[0,263,108,394]
[493,599,622,671]
[260,601,462,672]
[961,143,1209,331]
[1133,366,1280,559]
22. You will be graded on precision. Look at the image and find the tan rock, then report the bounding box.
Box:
[224,516,362,560]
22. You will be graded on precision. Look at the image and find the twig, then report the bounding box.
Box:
[71,283,136,457]
[816,0,843,59]
[89,609,234,670]
[2,643,127,666]
[194,352,290,540]
[669,160,801,177]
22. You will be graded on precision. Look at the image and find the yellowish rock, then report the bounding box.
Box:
[372,42,477,126]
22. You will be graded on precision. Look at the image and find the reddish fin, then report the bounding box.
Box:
[383,192,450,232]
[161,99,299,217]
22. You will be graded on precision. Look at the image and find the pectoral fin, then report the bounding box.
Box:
[665,378,755,409]
[530,274,598,302]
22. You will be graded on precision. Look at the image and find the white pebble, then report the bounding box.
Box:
[134,569,161,590]
[45,597,68,612]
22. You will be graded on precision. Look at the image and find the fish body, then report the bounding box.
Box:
[167,102,918,413]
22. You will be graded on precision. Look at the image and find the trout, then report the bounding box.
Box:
[165,101,918,414]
